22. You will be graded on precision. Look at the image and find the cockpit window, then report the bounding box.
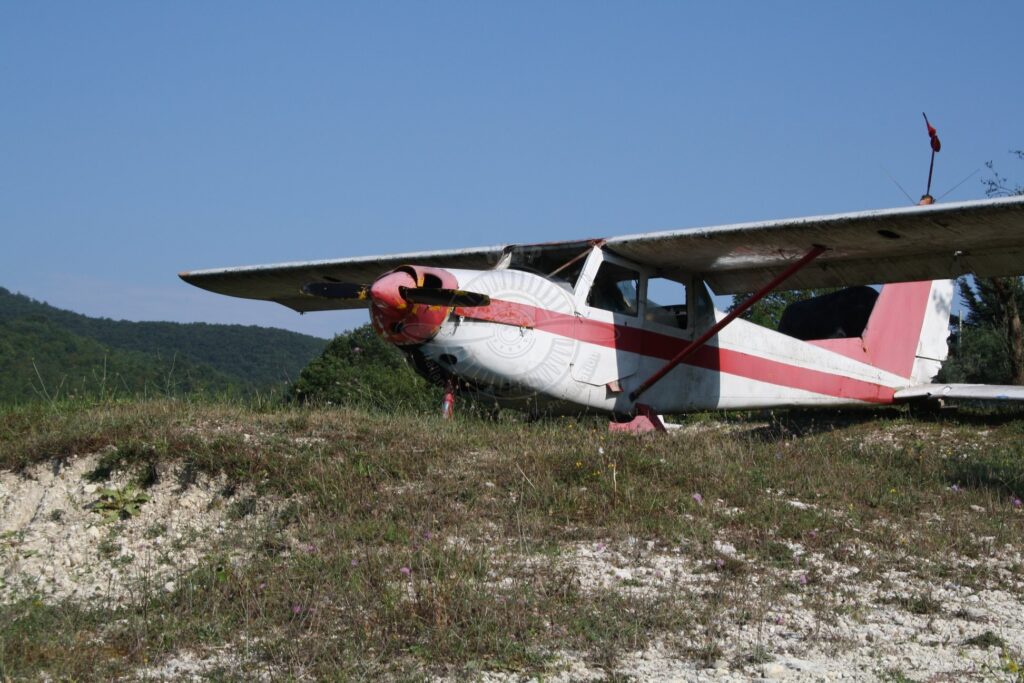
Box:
[644,276,688,328]
[588,262,639,316]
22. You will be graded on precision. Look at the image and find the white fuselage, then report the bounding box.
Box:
[410,247,919,416]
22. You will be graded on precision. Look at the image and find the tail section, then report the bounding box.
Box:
[807,280,953,382]
[861,279,953,382]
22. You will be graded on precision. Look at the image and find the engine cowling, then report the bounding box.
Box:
[369,266,458,346]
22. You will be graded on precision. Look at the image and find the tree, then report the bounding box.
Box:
[939,275,1024,383]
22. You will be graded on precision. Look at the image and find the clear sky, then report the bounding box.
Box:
[2,2,1021,338]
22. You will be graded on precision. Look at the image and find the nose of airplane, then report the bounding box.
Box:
[369,266,456,346]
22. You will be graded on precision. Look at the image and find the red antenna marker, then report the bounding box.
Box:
[922,112,941,203]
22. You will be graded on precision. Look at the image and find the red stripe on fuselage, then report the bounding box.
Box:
[457,299,895,404]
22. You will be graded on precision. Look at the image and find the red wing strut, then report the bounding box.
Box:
[629,245,828,402]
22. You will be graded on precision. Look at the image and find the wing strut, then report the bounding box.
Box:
[629,245,828,402]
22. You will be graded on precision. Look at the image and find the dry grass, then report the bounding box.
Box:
[1,398,1023,679]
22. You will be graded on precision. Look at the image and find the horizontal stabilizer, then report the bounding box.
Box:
[894,384,1024,402]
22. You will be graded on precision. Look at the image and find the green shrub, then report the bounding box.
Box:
[289,325,441,412]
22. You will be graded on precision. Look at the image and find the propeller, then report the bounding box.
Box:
[399,287,491,308]
[304,268,490,346]
[302,280,490,308]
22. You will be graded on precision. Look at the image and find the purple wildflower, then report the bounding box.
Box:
[950,484,961,493]
[400,566,412,576]
[798,574,808,586]
[350,559,359,567]
[1012,497,1022,510]
[692,493,704,504]
[291,605,303,614]
[714,558,726,570]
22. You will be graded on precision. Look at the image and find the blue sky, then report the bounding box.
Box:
[2,2,1022,338]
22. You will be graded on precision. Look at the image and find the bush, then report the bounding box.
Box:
[289,325,442,412]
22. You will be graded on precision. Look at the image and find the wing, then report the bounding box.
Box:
[606,196,1024,294]
[179,245,505,312]
[181,196,1024,312]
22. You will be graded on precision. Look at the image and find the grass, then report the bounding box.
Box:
[1,398,1023,678]
[964,630,1007,649]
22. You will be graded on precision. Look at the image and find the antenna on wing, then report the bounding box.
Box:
[920,112,941,205]
[882,165,915,204]
[937,166,982,201]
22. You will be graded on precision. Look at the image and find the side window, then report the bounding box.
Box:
[644,277,688,328]
[587,262,639,316]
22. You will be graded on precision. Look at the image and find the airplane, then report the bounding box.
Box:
[180,195,1024,430]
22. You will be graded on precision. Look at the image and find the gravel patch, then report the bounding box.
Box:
[478,538,1024,681]
[0,452,273,605]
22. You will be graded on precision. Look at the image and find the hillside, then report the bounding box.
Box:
[0,287,328,402]
[0,317,242,402]
[1,399,1023,680]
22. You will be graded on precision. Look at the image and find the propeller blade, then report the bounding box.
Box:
[399,287,491,308]
[302,282,369,300]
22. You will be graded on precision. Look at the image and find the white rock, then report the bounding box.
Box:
[762,662,790,679]
[714,540,737,556]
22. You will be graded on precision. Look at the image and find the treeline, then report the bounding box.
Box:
[0,287,327,403]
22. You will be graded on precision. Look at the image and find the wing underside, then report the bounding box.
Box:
[179,246,505,312]
[606,196,1024,293]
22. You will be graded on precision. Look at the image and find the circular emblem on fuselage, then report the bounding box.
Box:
[440,268,585,405]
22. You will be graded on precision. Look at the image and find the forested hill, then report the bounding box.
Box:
[0,287,328,402]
